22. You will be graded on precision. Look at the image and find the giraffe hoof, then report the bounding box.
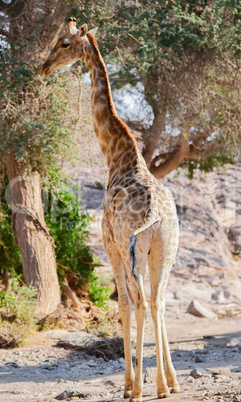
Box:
[123,387,132,398]
[157,389,171,398]
[169,383,180,393]
[129,396,142,402]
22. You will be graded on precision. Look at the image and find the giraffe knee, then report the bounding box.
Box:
[119,293,132,317]
[135,299,148,317]
[150,300,165,318]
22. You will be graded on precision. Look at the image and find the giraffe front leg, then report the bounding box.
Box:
[104,239,134,398]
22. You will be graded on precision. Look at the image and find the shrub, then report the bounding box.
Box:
[44,176,110,308]
[0,173,22,279]
[0,171,110,310]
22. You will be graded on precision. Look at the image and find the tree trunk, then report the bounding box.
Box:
[5,154,60,317]
[142,113,166,169]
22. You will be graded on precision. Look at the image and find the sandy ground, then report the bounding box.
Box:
[0,303,241,402]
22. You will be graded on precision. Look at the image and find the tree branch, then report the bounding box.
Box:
[0,29,10,39]
[188,131,209,158]
[142,112,166,169]
[149,130,211,178]
[150,135,189,178]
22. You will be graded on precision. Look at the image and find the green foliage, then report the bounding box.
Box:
[89,280,110,309]
[182,152,236,179]
[44,174,110,308]
[0,279,37,325]
[73,1,241,167]
[44,180,94,282]
[0,53,75,173]
[74,1,241,92]
[0,170,110,309]
[0,173,22,277]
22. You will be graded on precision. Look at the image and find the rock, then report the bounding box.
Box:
[55,389,92,400]
[44,330,71,339]
[144,367,157,383]
[176,351,193,360]
[0,331,19,349]
[225,338,241,348]
[104,380,116,386]
[195,354,207,363]
[211,290,226,303]
[187,300,217,320]
[58,332,124,361]
[57,331,102,349]
[41,363,58,370]
[212,367,230,376]
[187,376,195,383]
[5,362,20,368]
[228,225,241,255]
[231,367,241,372]
[190,368,212,379]
[86,359,98,367]
[203,335,215,340]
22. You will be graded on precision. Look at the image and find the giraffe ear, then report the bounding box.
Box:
[67,17,77,34]
[88,27,98,37]
[78,24,88,37]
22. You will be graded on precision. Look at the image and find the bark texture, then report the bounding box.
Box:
[5,155,60,317]
[150,136,190,179]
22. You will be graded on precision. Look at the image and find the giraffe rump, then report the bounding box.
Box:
[129,233,138,283]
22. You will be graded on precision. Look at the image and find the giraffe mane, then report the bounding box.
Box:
[86,33,138,153]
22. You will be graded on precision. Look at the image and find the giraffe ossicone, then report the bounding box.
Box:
[41,19,180,401]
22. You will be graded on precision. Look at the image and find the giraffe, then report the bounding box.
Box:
[41,18,180,401]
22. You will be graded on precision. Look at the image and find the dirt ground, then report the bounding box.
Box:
[0,302,241,402]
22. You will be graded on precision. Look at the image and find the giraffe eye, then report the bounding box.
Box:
[61,43,70,48]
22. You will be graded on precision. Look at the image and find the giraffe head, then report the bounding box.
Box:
[41,18,97,76]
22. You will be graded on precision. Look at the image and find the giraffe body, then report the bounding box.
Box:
[41,20,180,400]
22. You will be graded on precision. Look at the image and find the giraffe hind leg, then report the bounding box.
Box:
[148,225,180,398]
[126,233,150,402]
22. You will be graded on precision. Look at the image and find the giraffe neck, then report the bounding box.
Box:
[84,34,139,173]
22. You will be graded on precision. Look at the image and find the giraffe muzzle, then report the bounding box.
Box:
[40,66,51,76]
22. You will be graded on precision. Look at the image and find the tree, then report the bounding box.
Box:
[72,0,241,178]
[0,0,72,316]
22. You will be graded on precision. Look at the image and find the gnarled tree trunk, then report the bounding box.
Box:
[5,154,60,317]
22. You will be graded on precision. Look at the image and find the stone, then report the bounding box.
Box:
[211,368,230,376]
[187,300,217,320]
[44,330,71,339]
[211,290,226,303]
[203,335,215,340]
[190,368,212,379]
[5,362,20,368]
[225,338,241,348]
[0,332,19,349]
[144,367,157,383]
[57,331,102,349]
[187,376,195,383]
[86,360,98,367]
[55,389,91,400]
[231,367,241,373]
[195,354,207,363]
[104,380,116,386]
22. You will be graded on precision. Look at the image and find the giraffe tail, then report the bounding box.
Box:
[129,233,138,283]
[129,215,159,283]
